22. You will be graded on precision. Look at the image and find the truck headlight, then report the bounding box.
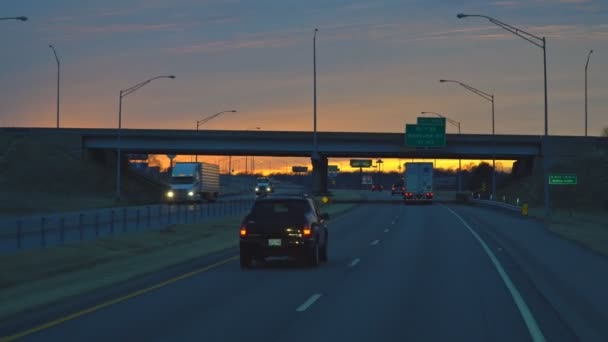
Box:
[167,191,174,198]
[266,187,272,192]
[188,191,194,196]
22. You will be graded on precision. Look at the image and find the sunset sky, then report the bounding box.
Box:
[1,0,606,173]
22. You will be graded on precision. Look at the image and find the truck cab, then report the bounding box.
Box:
[255,177,273,195]
[166,162,220,203]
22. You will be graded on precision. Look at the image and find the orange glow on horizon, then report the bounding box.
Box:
[140,154,514,175]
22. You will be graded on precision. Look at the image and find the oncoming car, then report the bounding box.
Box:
[239,193,329,268]
[255,177,273,195]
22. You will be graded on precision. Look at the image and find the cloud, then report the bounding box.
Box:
[75,23,184,34]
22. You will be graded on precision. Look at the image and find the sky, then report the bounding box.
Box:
[1,0,606,172]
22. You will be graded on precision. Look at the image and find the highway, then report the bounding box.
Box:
[3,197,608,341]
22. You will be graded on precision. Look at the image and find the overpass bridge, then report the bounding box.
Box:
[2,127,604,194]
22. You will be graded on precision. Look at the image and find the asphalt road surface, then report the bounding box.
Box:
[3,199,608,341]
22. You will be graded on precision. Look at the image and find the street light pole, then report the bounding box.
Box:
[585,49,593,137]
[457,12,550,216]
[195,110,237,162]
[116,75,175,201]
[313,28,319,160]
[421,111,462,191]
[439,80,495,199]
[49,45,60,128]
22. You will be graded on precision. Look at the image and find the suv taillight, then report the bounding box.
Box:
[240,226,247,237]
[302,226,312,237]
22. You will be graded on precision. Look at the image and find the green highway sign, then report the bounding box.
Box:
[350,159,372,168]
[417,117,446,127]
[292,166,308,173]
[328,165,340,172]
[405,124,446,147]
[549,174,577,185]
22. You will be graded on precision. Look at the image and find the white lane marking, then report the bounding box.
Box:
[296,294,322,312]
[391,221,396,225]
[348,258,361,267]
[439,204,546,342]
[370,239,380,246]
[384,228,390,233]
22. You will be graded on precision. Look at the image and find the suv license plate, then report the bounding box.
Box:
[268,239,282,247]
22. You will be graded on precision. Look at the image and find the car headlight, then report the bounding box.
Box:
[255,187,259,191]
[266,187,272,192]
[167,191,174,198]
[188,191,194,196]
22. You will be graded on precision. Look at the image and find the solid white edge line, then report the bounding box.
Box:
[296,293,322,312]
[370,239,380,245]
[439,204,546,342]
[384,228,390,233]
[348,258,361,267]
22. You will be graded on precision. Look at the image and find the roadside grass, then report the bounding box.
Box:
[528,208,608,257]
[0,217,241,321]
[0,197,358,321]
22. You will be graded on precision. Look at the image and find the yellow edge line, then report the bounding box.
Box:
[1,255,238,342]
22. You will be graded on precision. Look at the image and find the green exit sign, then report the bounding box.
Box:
[549,174,578,185]
[405,124,446,147]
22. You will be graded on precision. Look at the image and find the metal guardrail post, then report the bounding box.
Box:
[79,214,84,241]
[16,219,22,249]
[123,208,127,232]
[110,210,115,235]
[95,213,100,237]
[59,217,65,245]
[41,217,46,247]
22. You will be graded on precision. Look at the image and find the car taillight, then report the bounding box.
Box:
[240,227,247,236]
[426,192,433,197]
[302,226,312,237]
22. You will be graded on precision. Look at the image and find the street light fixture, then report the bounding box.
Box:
[585,49,593,137]
[456,12,551,216]
[421,111,463,191]
[49,45,60,128]
[0,16,28,21]
[115,75,175,200]
[439,79,496,199]
[195,110,237,163]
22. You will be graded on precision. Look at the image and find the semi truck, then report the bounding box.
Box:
[166,162,220,203]
[403,162,434,204]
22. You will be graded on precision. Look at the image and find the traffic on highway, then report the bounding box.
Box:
[1,1,608,342]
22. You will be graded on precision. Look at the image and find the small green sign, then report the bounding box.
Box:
[417,117,446,127]
[549,174,577,185]
[406,124,446,147]
[350,159,372,168]
[328,165,340,172]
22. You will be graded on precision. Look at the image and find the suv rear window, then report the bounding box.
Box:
[250,199,311,217]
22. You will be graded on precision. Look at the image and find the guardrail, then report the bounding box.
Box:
[471,199,522,212]
[0,199,254,254]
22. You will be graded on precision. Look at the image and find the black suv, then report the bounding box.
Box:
[239,193,329,268]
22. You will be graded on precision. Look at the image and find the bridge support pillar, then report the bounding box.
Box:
[312,155,328,195]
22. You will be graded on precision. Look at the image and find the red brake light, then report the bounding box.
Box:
[240,227,247,236]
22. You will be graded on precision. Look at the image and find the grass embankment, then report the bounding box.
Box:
[0,132,166,216]
[527,208,608,257]
[315,189,366,217]
[0,196,358,321]
[496,151,608,256]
